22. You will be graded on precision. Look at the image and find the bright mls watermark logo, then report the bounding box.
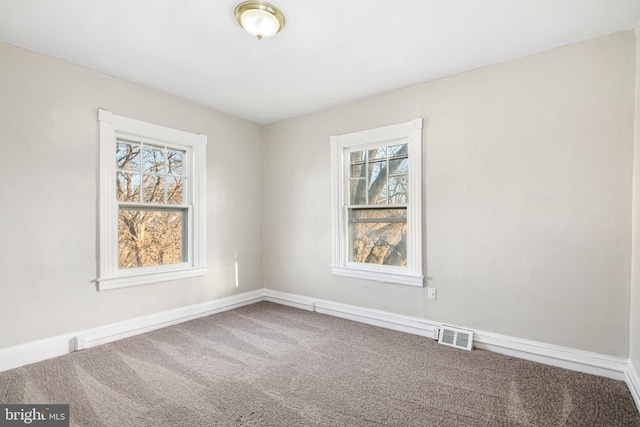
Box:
[0,405,68,426]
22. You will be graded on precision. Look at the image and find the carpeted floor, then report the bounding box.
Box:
[0,302,639,426]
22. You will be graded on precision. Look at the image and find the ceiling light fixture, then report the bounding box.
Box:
[234,1,285,40]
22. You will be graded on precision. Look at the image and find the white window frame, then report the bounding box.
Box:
[330,118,423,287]
[97,109,207,291]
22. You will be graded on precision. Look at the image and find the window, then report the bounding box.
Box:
[97,110,207,290]
[330,119,423,286]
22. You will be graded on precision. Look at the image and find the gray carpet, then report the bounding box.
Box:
[1,302,639,426]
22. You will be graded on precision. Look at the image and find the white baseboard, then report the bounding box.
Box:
[0,333,78,373]
[263,289,629,382]
[263,289,315,311]
[77,289,264,349]
[626,360,640,411]
[264,289,439,339]
[0,289,264,372]
[473,330,627,381]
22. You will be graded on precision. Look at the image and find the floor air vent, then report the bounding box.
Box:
[438,325,473,351]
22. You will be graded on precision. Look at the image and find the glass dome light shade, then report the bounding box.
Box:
[235,1,285,40]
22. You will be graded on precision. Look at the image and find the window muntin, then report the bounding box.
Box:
[98,109,207,291]
[331,119,423,287]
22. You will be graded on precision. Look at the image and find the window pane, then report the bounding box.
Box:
[350,150,365,164]
[388,144,408,158]
[350,208,407,266]
[350,179,366,204]
[374,179,388,204]
[167,150,185,176]
[143,174,165,203]
[389,158,408,174]
[368,147,386,161]
[166,176,184,204]
[116,172,141,202]
[143,145,165,173]
[116,140,141,170]
[388,175,408,204]
[118,208,186,269]
[368,161,387,204]
[350,164,365,178]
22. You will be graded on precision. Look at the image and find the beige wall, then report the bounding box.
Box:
[264,31,635,356]
[0,42,264,348]
[631,26,640,371]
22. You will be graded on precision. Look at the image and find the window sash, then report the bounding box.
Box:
[117,205,191,270]
[348,207,407,266]
[346,140,409,207]
[116,138,189,205]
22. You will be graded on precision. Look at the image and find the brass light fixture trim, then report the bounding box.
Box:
[234,1,285,40]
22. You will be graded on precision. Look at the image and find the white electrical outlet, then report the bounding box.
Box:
[427,287,437,300]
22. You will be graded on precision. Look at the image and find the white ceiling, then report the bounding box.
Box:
[1,0,640,124]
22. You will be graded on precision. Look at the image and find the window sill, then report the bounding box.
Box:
[96,267,208,291]
[331,265,424,287]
